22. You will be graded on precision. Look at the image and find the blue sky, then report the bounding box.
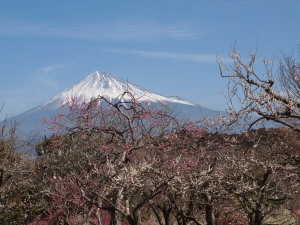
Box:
[1,0,299,118]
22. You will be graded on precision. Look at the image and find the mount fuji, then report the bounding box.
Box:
[12,71,223,134]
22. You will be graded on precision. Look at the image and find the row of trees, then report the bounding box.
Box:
[0,45,299,224]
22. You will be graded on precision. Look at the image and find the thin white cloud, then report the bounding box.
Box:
[34,63,71,89]
[39,64,64,74]
[0,20,198,41]
[0,62,74,118]
[104,48,230,63]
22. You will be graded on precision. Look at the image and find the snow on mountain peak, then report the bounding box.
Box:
[41,71,196,109]
[13,71,224,134]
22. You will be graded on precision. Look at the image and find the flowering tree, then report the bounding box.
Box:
[220,128,300,225]
[0,112,47,224]
[38,91,244,225]
[217,45,300,224]
[218,45,300,131]
[33,90,300,225]
[37,92,189,225]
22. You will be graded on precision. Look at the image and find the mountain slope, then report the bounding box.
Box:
[13,71,223,134]
[39,71,196,109]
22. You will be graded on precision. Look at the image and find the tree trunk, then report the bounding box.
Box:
[96,208,102,225]
[162,206,172,225]
[110,189,123,225]
[254,210,263,225]
[204,194,216,225]
[133,209,142,225]
[205,204,216,225]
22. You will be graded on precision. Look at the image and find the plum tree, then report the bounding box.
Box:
[218,45,300,131]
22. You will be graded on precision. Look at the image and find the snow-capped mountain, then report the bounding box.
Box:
[12,71,223,134]
[39,71,196,109]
